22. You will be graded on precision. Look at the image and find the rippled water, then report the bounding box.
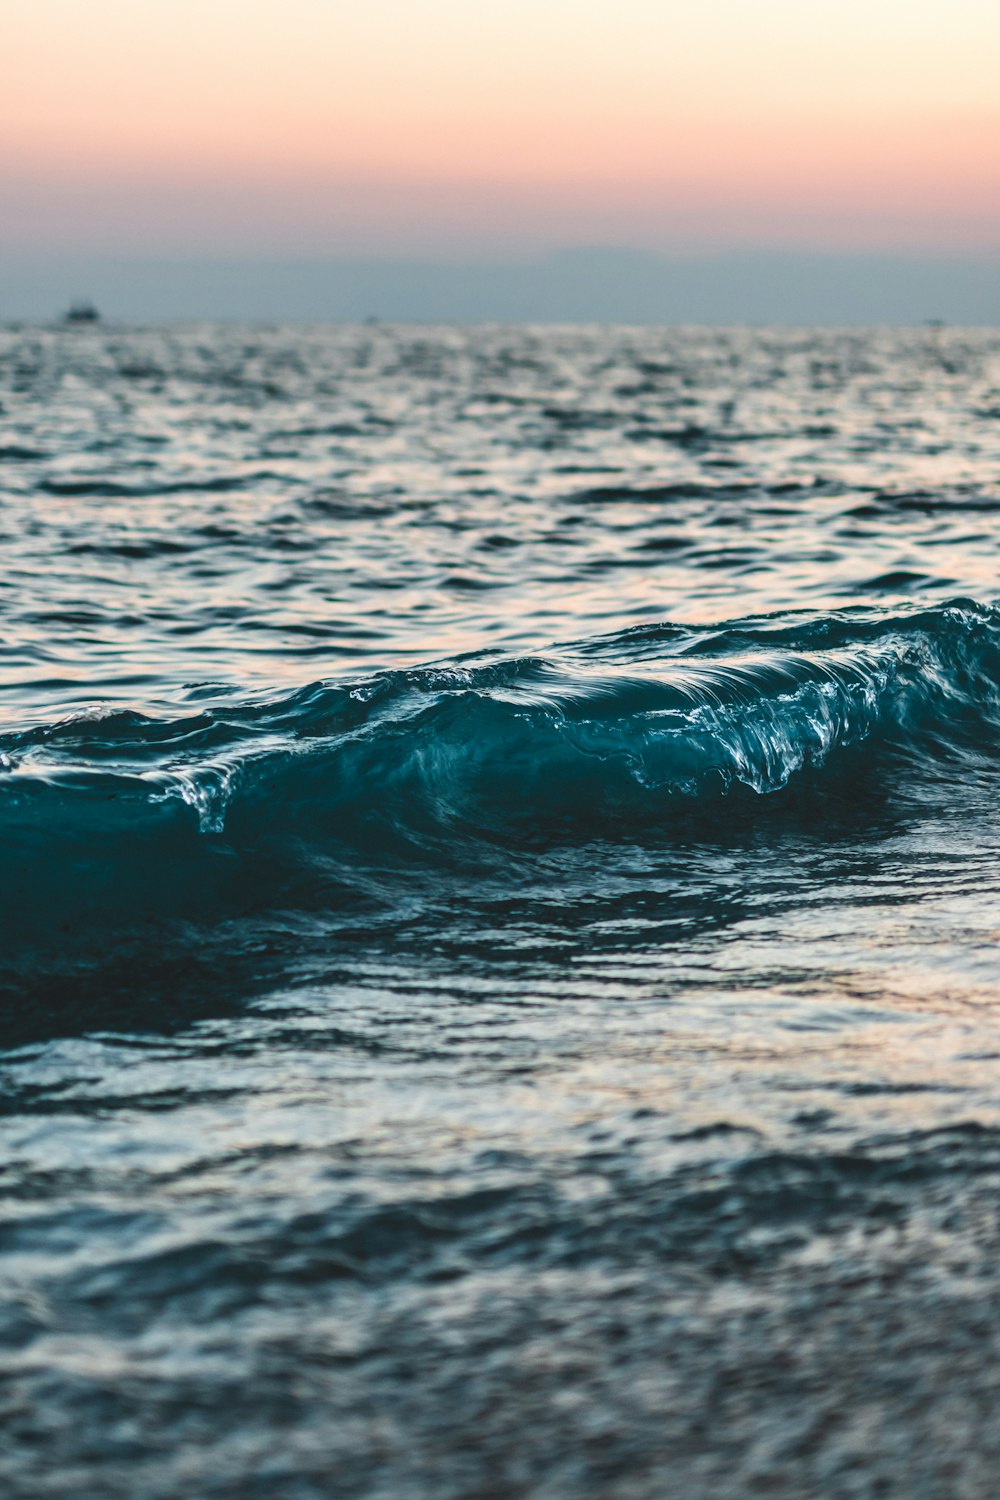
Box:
[3,323,1000,1497]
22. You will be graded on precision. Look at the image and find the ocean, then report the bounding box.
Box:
[2,321,1000,1497]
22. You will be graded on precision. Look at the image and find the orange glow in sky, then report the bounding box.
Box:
[3,0,999,253]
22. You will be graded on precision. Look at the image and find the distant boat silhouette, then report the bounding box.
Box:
[63,301,100,324]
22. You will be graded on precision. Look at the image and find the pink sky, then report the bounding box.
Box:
[4,0,999,255]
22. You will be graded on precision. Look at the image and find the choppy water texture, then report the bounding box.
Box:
[3,323,1000,1498]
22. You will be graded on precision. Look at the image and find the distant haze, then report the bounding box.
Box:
[2,248,998,326]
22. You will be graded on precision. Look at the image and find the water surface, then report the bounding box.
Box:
[2,324,1000,1497]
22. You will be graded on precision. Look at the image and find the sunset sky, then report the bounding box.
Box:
[4,0,999,257]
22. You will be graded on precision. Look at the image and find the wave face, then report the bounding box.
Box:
[4,325,1000,1500]
[2,600,1000,951]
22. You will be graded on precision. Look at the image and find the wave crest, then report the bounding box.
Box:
[3,600,1000,942]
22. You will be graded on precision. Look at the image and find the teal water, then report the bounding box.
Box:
[2,324,1000,1497]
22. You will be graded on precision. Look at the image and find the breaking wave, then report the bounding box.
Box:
[3,600,1000,950]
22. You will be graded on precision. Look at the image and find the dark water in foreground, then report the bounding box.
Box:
[2,323,1000,1497]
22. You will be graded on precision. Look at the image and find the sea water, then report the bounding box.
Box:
[2,323,1000,1497]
